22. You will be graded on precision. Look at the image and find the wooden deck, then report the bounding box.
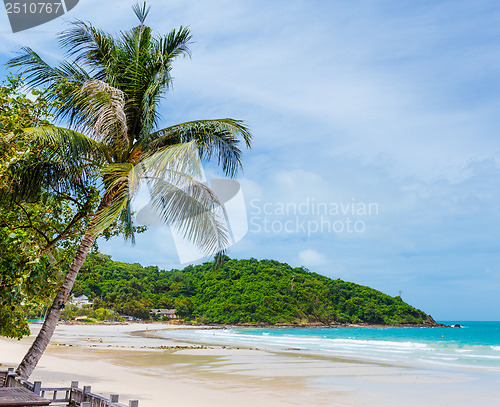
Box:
[0,387,50,406]
[0,369,139,406]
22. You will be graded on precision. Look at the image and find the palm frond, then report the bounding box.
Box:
[112,24,155,134]
[7,127,104,201]
[138,68,169,136]
[21,126,106,161]
[75,80,128,148]
[132,2,151,25]
[88,163,133,236]
[7,47,72,88]
[58,20,116,78]
[131,27,191,136]
[148,176,229,256]
[6,47,96,129]
[155,26,192,60]
[108,25,191,140]
[90,143,229,255]
[139,141,204,180]
[146,119,252,177]
[135,143,229,255]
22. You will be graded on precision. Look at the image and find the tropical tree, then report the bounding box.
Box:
[0,75,95,339]
[7,2,251,378]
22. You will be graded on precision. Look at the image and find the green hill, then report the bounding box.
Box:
[73,254,436,326]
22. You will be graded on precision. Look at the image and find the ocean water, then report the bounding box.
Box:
[158,321,500,371]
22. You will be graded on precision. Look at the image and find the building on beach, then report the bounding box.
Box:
[150,308,177,319]
[68,294,93,307]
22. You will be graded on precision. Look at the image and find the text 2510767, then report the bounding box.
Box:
[5,2,63,14]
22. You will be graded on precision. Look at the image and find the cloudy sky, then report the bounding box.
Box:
[2,0,500,320]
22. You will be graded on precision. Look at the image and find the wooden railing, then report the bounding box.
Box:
[0,371,7,388]
[1,369,139,407]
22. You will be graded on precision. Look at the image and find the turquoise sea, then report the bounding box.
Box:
[159,321,500,371]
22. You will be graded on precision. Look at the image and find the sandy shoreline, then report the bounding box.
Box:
[1,323,499,407]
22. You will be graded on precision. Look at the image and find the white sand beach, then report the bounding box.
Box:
[1,323,499,407]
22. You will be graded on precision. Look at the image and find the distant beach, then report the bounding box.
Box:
[1,323,499,407]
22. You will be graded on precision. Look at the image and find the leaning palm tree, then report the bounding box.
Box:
[8,2,251,378]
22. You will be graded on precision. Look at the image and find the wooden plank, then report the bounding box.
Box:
[0,387,51,406]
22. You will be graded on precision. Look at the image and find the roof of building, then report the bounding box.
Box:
[151,309,176,314]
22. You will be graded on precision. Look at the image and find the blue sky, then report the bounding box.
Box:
[1,0,500,320]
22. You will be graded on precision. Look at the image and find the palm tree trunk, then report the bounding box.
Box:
[16,195,112,379]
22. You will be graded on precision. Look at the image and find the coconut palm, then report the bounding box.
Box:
[7,2,251,378]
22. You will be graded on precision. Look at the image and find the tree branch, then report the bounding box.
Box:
[41,196,93,254]
[15,202,51,245]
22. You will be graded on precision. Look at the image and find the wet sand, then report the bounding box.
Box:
[1,323,499,407]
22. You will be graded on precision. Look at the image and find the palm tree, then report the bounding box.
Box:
[7,2,251,378]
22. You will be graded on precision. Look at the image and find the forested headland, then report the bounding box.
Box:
[72,254,436,326]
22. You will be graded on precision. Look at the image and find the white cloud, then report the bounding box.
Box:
[298,249,327,267]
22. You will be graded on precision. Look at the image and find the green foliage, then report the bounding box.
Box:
[0,75,141,339]
[75,255,435,325]
[0,76,84,338]
[0,75,51,187]
[60,304,120,321]
[76,318,96,324]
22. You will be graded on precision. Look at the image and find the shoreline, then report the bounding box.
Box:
[56,320,449,328]
[1,323,498,407]
[139,323,498,374]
